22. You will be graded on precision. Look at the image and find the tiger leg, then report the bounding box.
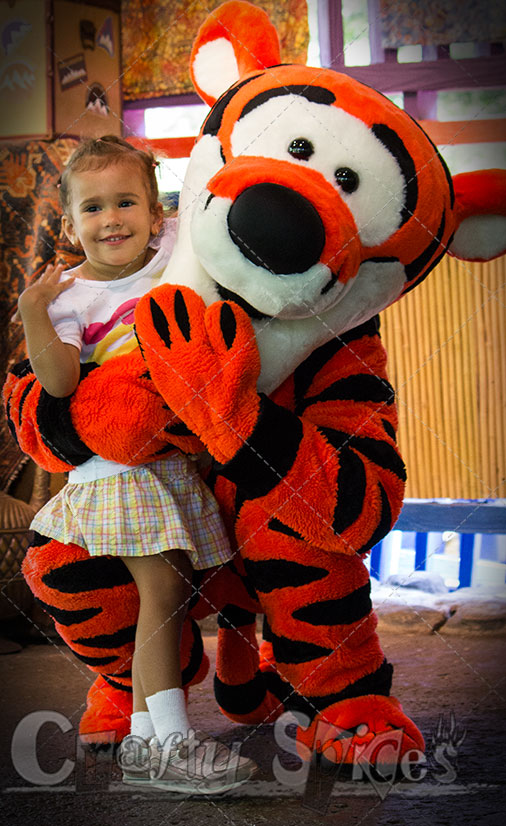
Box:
[22,534,138,741]
[181,616,210,691]
[214,607,284,725]
[238,515,424,764]
[186,560,284,724]
[22,535,208,743]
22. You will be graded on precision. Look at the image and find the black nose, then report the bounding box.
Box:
[227,183,325,274]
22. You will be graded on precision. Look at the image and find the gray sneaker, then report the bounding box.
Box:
[117,735,151,787]
[149,729,257,795]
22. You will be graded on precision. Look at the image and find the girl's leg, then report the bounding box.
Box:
[128,660,153,740]
[123,549,193,743]
[120,550,258,791]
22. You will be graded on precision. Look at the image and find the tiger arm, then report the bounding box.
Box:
[218,320,406,555]
[3,349,204,472]
[134,286,405,556]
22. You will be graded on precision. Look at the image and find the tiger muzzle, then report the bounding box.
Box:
[227,183,326,275]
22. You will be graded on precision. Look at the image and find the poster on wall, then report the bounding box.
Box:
[57,53,89,91]
[122,0,309,101]
[379,0,506,48]
[52,1,121,138]
[0,0,49,138]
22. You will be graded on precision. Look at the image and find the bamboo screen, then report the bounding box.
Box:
[380,254,505,500]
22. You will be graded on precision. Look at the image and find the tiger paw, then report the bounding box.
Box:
[296,695,425,770]
[135,285,261,463]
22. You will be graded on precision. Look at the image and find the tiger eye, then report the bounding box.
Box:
[288,138,314,161]
[335,167,359,193]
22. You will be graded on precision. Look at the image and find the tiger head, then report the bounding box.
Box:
[162,1,506,393]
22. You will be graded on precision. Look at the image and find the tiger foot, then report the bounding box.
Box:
[296,695,424,772]
[79,675,132,745]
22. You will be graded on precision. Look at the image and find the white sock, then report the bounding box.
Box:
[146,687,191,749]
[130,710,155,741]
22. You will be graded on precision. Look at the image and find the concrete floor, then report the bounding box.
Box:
[1,623,505,826]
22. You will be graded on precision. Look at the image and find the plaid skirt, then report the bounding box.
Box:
[30,455,233,569]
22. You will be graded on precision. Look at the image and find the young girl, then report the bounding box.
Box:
[18,135,256,793]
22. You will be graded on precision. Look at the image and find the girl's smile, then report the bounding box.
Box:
[101,234,133,245]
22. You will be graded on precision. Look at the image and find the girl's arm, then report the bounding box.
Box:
[17,263,80,398]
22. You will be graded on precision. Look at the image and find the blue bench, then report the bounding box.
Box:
[370,500,506,588]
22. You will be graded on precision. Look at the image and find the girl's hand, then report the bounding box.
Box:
[16,262,75,321]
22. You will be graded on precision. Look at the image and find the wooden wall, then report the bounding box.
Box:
[381,255,505,499]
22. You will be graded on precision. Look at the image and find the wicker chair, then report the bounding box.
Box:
[0,465,54,652]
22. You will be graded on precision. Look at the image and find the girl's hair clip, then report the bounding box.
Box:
[152,160,160,168]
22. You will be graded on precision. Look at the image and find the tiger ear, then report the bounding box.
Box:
[449,169,506,262]
[190,0,281,107]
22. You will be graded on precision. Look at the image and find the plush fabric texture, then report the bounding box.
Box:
[4,1,506,765]
[189,1,281,106]
[135,286,261,464]
[296,694,425,763]
[22,535,210,742]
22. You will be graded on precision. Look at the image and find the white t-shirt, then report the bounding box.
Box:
[49,218,176,366]
[48,219,177,481]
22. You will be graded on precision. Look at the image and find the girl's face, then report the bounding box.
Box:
[62,161,163,280]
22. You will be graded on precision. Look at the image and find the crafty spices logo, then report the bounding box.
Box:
[6,708,465,804]
[273,711,467,812]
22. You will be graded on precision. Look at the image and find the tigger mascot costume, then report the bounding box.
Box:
[4,1,506,770]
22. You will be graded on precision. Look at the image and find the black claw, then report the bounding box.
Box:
[133,324,145,357]
[150,297,171,348]
[174,289,191,342]
[220,303,237,349]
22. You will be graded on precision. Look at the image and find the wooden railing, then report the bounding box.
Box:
[381,255,505,500]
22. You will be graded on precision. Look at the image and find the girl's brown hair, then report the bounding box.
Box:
[59,135,160,216]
